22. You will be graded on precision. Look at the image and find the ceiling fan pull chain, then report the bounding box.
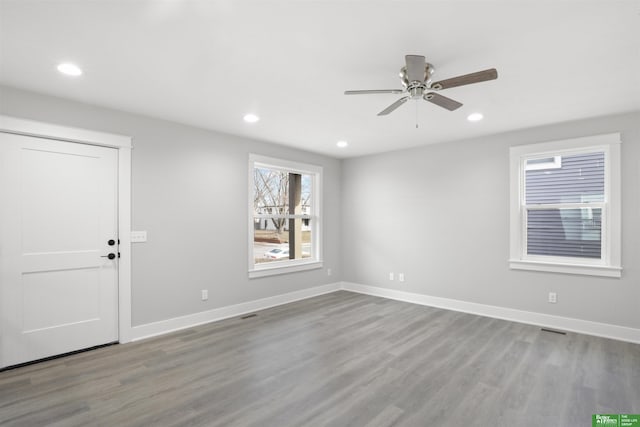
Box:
[415,100,419,129]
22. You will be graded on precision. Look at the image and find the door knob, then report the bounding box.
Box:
[101,253,116,260]
[108,239,116,246]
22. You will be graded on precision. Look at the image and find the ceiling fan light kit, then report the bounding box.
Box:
[345,55,498,116]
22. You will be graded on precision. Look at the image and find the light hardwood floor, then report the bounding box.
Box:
[1,291,638,426]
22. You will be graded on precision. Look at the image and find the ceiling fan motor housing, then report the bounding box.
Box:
[400,62,434,99]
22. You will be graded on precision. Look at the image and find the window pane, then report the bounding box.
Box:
[525,152,604,204]
[253,167,289,215]
[527,208,601,258]
[301,174,312,214]
[525,156,561,170]
[253,168,313,216]
[253,218,312,264]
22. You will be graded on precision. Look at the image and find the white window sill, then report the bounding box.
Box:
[509,259,622,278]
[249,260,323,278]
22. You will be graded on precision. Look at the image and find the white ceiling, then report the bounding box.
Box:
[1,1,639,158]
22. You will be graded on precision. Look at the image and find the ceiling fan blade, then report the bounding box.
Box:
[377,96,410,116]
[431,68,498,90]
[405,55,426,82]
[344,89,404,95]
[424,93,463,111]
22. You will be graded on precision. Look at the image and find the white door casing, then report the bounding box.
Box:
[0,115,132,368]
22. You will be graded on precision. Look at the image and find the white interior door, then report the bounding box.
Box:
[0,132,119,368]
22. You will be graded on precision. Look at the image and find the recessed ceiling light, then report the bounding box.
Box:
[57,63,83,76]
[336,140,348,148]
[243,113,260,123]
[467,112,484,122]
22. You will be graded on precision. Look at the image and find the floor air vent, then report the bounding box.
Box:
[241,313,257,319]
[541,328,567,335]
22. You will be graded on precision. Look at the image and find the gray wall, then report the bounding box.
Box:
[341,112,640,330]
[0,85,342,326]
[3,83,638,331]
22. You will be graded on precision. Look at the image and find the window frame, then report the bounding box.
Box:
[248,154,323,278]
[509,133,621,278]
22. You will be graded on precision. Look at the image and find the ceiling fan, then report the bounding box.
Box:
[345,55,498,116]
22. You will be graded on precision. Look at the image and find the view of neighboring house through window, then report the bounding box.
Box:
[249,154,322,277]
[524,151,604,259]
[509,134,621,277]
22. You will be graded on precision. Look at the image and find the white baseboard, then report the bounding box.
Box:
[131,282,341,342]
[340,282,640,344]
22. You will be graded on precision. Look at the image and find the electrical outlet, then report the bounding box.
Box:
[201,290,208,301]
[327,268,332,276]
[389,272,394,281]
[398,273,405,282]
[548,292,557,304]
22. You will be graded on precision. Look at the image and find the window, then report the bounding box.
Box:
[509,134,621,277]
[248,154,322,278]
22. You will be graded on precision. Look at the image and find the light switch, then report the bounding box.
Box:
[131,231,147,243]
